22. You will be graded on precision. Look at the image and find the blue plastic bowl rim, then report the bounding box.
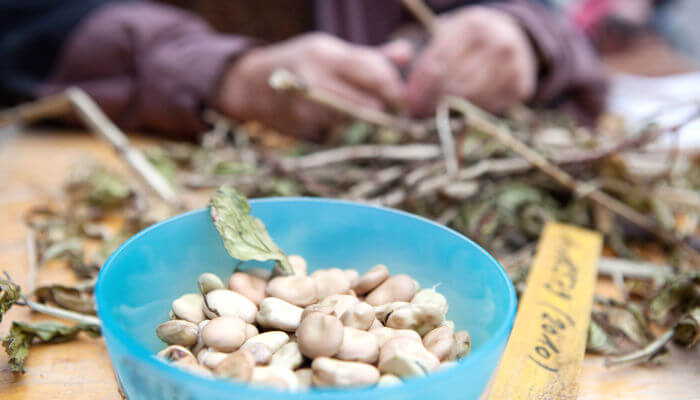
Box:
[96,197,517,398]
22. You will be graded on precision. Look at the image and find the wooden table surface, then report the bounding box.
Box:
[0,129,698,399]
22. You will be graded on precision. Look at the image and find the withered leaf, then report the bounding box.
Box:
[209,185,293,275]
[35,284,96,315]
[673,307,700,348]
[586,319,620,355]
[648,272,699,325]
[2,321,101,372]
[0,279,21,322]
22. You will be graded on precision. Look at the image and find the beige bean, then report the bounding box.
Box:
[243,267,273,281]
[310,268,351,300]
[296,312,344,359]
[172,293,206,324]
[204,289,257,323]
[295,368,313,390]
[366,274,415,306]
[370,327,422,347]
[340,302,375,330]
[270,342,303,370]
[228,272,267,305]
[423,325,456,361]
[354,264,389,295]
[385,303,444,336]
[311,357,380,388]
[335,327,379,364]
[214,349,255,382]
[201,316,246,352]
[198,273,224,294]
[158,345,197,366]
[244,342,273,365]
[319,294,359,318]
[449,330,471,360]
[344,269,359,288]
[242,331,290,354]
[197,348,228,369]
[378,337,439,378]
[288,255,308,276]
[156,320,198,346]
[301,304,333,321]
[256,297,304,331]
[265,276,317,307]
[370,318,383,329]
[174,361,213,377]
[251,366,299,390]
[191,320,209,356]
[374,302,410,324]
[245,323,259,340]
[377,374,403,387]
[411,288,448,316]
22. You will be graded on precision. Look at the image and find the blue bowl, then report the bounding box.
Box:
[96,198,516,400]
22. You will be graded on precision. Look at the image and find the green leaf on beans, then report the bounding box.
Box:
[2,321,101,372]
[209,185,293,275]
[0,279,21,322]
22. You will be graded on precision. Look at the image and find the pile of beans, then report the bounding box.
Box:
[155,255,471,390]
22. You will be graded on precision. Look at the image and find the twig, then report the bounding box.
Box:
[282,144,441,170]
[346,166,405,199]
[0,93,72,128]
[436,99,459,177]
[367,188,407,207]
[597,257,674,280]
[447,96,690,251]
[25,229,38,294]
[401,0,437,34]
[605,329,674,367]
[269,69,428,137]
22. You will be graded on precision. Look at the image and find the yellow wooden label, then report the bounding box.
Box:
[489,222,602,400]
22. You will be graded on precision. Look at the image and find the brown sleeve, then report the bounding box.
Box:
[38,2,255,138]
[488,0,608,123]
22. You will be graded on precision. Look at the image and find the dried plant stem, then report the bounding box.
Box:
[346,166,405,199]
[401,0,437,34]
[283,144,441,170]
[436,100,459,177]
[22,298,102,327]
[598,257,674,280]
[447,96,687,249]
[0,93,72,128]
[269,69,427,136]
[605,329,674,367]
[25,229,38,294]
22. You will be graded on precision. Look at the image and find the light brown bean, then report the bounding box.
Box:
[228,272,267,305]
[370,327,422,347]
[378,337,439,377]
[256,297,304,331]
[335,327,379,364]
[204,289,257,322]
[172,293,206,324]
[354,264,389,295]
[156,320,199,346]
[201,316,247,352]
[319,294,359,318]
[288,255,308,276]
[365,274,415,306]
[214,349,255,381]
[311,357,380,388]
[242,331,290,354]
[198,273,224,294]
[422,324,456,361]
[340,302,375,330]
[265,275,317,306]
[310,268,351,300]
[385,303,444,336]
[251,366,299,390]
[270,342,303,370]
[296,312,344,359]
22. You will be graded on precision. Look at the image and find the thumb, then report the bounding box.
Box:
[377,39,415,68]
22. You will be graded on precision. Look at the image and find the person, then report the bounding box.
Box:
[0,0,607,139]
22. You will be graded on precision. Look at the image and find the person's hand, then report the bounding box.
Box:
[406,6,537,116]
[217,33,405,139]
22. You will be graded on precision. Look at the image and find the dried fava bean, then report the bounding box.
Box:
[242,331,290,354]
[265,276,317,306]
[256,297,304,331]
[422,325,456,361]
[244,267,273,281]
[311,268,351,300]
[354,264,389,295]
[366,274,415,306]
[244,342,273,365]
[197,348,228,369]
[411,287,448,316]
[311,357,380,388]
[295,368,312,390]
[385,303,444,336]
[378,337,439,378]
[156,320,199,346]
[374,302,410,324]
[214,349,255,381]
[192,320,209,356]
[158,345,197,366]
[436,361,458,371]
[204,289,257,323]
[172,293,206,324]
[335,327,379,364]
[377,374,402,387]
[296,312,344,359]
[340,302,375,330]
[270,342,303,370]
[228,272,267,305]
[288,255,308,276]
[448,330,471,360]
[301,304,333,320]
[370,318,383,329]
[245,323,259,340]
[370,327,421,347]
[319,294,359,318]
[198,273,224,294]
[201,316,246,352]
[412,280,421,295]
[344,269,359,288]
[251,366,299,390]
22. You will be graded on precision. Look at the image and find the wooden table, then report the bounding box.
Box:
[1,129,698,399]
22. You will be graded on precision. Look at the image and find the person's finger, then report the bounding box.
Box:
[319,76,384,111]
[377,39,415,68]
[332,46,406,107]
[405,44,447,116]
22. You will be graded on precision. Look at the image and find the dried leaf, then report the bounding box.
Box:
[0,279,21,322]
[209,185,293,274]
[35,284,95,315]
[66,165,132,208]
[647,272,699,325]
[145,146,177,184]
[2,321,101,372]
[586,319,621,355]
[673,307,700,348]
